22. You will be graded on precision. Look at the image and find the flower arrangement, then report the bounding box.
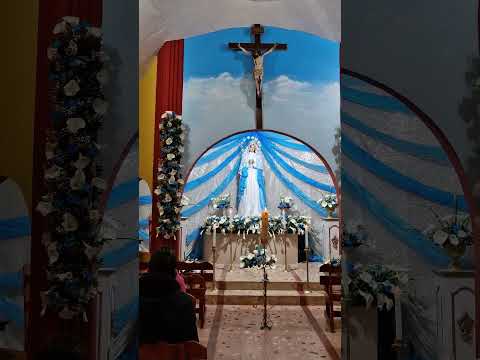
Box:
[342,220,368,248]
[318,194,338,217]
[155,111,185,240]
[35,16,109,319]
[423,212,473,269]
[200,215,310,237]
[278,196,293,209]
[240,245,277,269]
[345,264,407,310]
[211,193,231,209]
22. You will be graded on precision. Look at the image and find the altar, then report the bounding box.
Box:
[203,233,299,268]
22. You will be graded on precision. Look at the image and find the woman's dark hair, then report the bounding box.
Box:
[149,250,177,277]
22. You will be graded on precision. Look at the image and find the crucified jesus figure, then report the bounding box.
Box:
[237,43,277,97]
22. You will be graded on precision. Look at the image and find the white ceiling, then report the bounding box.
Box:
[140,0,341,70]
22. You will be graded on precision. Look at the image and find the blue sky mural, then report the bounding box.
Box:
[182,26,340,168]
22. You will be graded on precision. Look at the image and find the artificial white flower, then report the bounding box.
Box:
[168,176,176,185]
[70,169,86,190]
[433,230,449,246]
[87,26,102,37]
[89,210,101,223]
[62,213,79,232]
[93,98,109,115]
[65,40,78,56]
[62,16,80,25]
[158,173,166,180]
[178,146,185,153]
[47,47,58,60]
[164,193,172,202]
[47,243,59,265]
[92,177,107,190]
[36,201,54,216]
[59,307,76,320]
[449,234,460,246]
[167,121,172,127]
[167,153,175,161]
[240,262,245,269]
[73,154,91,170]
[178,179,185,185]
[84,242,100,260]
[96,69,109,85]
[247,253,254,260]
[457,230,468,239]
[53,21,66,34]
[158,206,164,215]
[166,138,173,145]
[66,117,86,133]
[64,80,80,96]
[180,134,185,140]
[359,290,374,309]
[44,165,63,180]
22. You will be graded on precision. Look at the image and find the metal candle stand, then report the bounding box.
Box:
[212,245,217,291]
[304,247,311,293]
[260,265,272,330]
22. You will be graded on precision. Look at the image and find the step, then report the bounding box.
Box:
[213,280,321,291]
[206,289,326,306]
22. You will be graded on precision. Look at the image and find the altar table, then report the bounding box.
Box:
[203,233,298,267]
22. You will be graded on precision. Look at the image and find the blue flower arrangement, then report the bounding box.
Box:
[240,245,277,269]
[36,16,109,320]
[155,111,186,240]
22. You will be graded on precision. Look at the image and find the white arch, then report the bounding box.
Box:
[140,0,341,70]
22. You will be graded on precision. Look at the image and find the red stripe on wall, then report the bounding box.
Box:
[150,40,185,255]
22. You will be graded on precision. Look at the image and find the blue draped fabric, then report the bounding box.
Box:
[342,171,450,267]
[269,142,328,174]
[210,131,257,149]
[342,134,467,211]
[0,272,22,293]
[260,138,336,193]
[138,229,149,241]
[262,149,328,217]
[341,112,449,166]
[341,85,411,114]
[0,298,24,326]
[186,228,203,260]
[139,195,152,206]
[0,217,30,241]
[263,136,312,152]
[196,139,242,166]
[138,219,149,227]
[257,169,267,210]
[185,148,241,192]
[101,241,138,269]
[237,167,248,210]
[181,158,242,218]
[112,297,139,337]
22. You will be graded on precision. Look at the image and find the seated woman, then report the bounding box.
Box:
[139,250,199,345]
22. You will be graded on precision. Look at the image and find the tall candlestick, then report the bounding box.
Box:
[304,225,309,248]
[212,225,217,248]
[394,290,402,340]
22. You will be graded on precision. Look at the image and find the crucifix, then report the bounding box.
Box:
[229,24,287,129]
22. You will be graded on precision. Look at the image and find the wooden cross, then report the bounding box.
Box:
[229,24,287,129]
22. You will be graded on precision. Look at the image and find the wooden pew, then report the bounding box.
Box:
[183,274,207,329]
[140,341,207,360]
[177,262,214,283]
[319,263,342,332]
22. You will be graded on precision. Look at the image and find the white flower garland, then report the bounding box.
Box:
[155,111,185,239]
[36,16,109,320]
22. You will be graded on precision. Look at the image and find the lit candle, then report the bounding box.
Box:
[261,209,269,245]
[305,225,309,248]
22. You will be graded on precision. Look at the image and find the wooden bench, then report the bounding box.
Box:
[140,341,207,360]
[177,262,214,283]
[319,263,342,332]
[183,274,207,329]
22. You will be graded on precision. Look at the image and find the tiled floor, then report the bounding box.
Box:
[198,305,341,360]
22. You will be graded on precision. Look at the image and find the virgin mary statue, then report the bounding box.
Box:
[237,138,267,217]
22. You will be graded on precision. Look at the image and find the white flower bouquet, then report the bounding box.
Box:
[318,194,337,216]
[423,212,472,269]
[240,245,277,269]
[345,263,407,310]
[278,196,293,209]
[211,193,231,209]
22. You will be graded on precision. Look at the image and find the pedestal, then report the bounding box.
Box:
[433,270,475,360]
[345,305,378,360]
